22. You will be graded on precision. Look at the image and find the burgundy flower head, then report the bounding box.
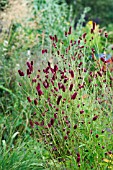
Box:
[69,70,74,78]
[92,115,98,121]
[69,83,73,91]
[43,66,49,74]
[27,97,32,102]
[80,110,84,114]
[54,35,58,42]
[71,92,77,100]
[68,26,72,35]
[54,64,58,73]
[82,32,87,39]
[18,70,24,76]
[57,95,62,105]
[43,80,49,89]
[42,49,47,54]
[50,118,54,126]
[34,99,38,105]
[29,120,34,128]
[36,83,43,96]
[27,61,33,73]
[36,83,40,91]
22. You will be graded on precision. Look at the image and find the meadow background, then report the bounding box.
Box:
[0,0,113,169]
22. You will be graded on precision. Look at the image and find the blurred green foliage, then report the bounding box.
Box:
[0,0,8,10]
[29,0,73,44]
[66,0,113,27]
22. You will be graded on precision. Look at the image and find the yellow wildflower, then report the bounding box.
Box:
[87,20,93,26]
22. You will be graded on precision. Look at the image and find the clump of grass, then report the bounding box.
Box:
[18,24,113,169]
[0,138,49,170]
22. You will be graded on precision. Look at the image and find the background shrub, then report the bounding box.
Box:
[66,0,113,27]
[0,0,8,10]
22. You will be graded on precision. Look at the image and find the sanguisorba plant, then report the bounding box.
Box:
[18,24,113,169]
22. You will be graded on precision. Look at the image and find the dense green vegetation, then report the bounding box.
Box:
[0,0,113,169]
[66,0,113,27]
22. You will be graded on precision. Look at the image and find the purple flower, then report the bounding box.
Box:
[92,115,98,121]
[76,153,80,163]
[68,26,72,35]
[100,57,105,63]
[74,124,77,129]
[54,64,58,73]
[52,43,57,48]
[79,84,84,89]
[38,90,43,96]
[34,99,38,105]
[43,80,49,89]
[35,121,39,125]
[32,78,37,83]
[65,31,67,37]
[61,84,66,92]
[27,97,32,102]
[49,35,54,41]
[54,35,58,42]
[29,120,34,128]
[91,28,94,34]
[40,120,44,126]
[50,118,54,126]
[26,61,33,72]
[54,87,58,91]
[36,83,40,91]
[105,32,108,38]
[54,113,57,119]
[57,50,60,55]
[97,71,102,77]
[18,70,24,76]
[43,66,49,74]
[69,83,73,91]
[80,110,84,114]
[71,92,77,100]
[42,49,47,54]
[82,32,87,39]
[64,78,69,83]
[64,135,68,140]
[69,70,74,78]
[57,95,62,105]
[36,83,43,96]
[27,69,31,76]
[58,82,62,89]
[93,22,96,30]
[48,123,51,128]
[96,134,99,138]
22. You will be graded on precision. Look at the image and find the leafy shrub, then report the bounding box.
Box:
[69,0,113,27]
